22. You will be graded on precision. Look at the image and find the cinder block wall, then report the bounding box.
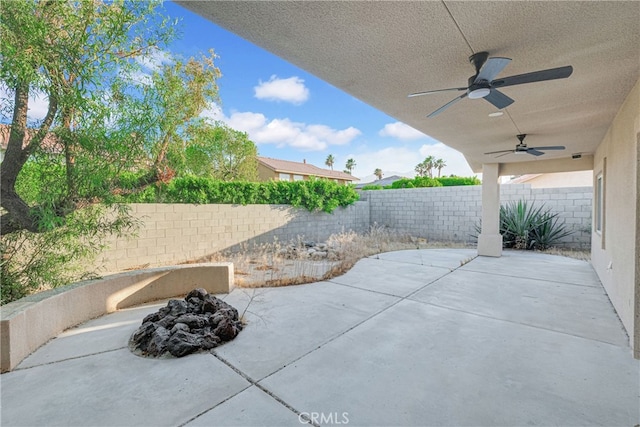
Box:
[98,202,370,272]
[98,185,591,272]
[365,184,592,247]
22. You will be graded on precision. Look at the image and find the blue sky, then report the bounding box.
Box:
[164,2,476,181]
[12,1,475,181]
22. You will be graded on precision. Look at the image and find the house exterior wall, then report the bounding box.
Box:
[257,163,277,181]
[591,78,640,357]
[520,171,593,188]
[256,162,352,184]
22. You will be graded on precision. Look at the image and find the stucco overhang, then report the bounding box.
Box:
[177,1,640,174]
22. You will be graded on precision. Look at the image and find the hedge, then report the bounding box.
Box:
[117,176,360,213]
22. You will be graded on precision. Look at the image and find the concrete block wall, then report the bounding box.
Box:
[98,185,590,272]
[98,202,369,272]
[365,185,592,248]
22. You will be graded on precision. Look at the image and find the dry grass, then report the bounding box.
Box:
[188,224,474,289]
[185,224,590,289]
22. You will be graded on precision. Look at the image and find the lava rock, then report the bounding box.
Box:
[129,288,243,358]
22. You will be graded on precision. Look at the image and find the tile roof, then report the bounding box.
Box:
[258,156,358,181]
[0,124,63,154]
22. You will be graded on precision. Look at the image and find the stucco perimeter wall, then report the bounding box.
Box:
[364,184,592,247]
[0,263,233,372]
[98,202,370,272]
[591,78,640,357]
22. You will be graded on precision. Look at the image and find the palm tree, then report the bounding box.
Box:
[434,158,447,177]
[374,168,383,181]
[325,154,335,170]
[415,156,435,177]
[345,158,356,175]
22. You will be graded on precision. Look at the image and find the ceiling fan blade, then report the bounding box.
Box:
[427,93,467,118]
[484,149,514,155]
[494,152,513,158]
[483,89,514,109]
[491,65,573,88]
[475,57,511,83]
[408,87,467,97]
[527,149,545,156]
[530,145,566,150]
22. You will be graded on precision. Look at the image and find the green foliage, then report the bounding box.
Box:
[184,122,258,181]
[118,177,359,213]
[474,199,573,251]
[436,176,481,186]
[390,177,443,189]
[361,184,384,190]
[1,205,139,305]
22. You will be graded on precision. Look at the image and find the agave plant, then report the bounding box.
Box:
[474,199,574,250]
[530,211,573,250]
[500,200,548,249]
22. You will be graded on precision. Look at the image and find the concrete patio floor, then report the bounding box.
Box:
[1,249,638,426]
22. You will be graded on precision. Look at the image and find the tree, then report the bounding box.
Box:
[110,49,221,184]
[434,158,447,177]
[325,154,335,170]
[0,0,174,234]
[345,158,356,175]
[374,168,383,180]
[185,123,258,181]
[0,0,176,302]
[415,155,435,178]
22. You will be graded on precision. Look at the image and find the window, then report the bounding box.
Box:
[595,173,603,234]
[279,173,290,181]
[293,174,304,181]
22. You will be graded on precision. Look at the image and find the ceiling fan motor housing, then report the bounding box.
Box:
[467,75,491,98]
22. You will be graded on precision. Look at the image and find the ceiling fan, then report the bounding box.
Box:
[408,52,573,118]
[485,134,565,158]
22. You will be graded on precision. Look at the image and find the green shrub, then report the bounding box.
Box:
[475,199,573,250]
[361,184,384,190]
[436,176,481,186]
[1,204,139,305]
[390,177,442,189]
[117,176,359,213]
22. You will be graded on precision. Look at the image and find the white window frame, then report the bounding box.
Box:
[279,173,290,181]
[595,173,603,234]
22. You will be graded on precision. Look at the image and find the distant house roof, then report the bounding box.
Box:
[258,156,359,181]
[0,124,63,154]
[355,175,407,189]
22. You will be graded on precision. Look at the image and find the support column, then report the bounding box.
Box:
[477,163,502,257]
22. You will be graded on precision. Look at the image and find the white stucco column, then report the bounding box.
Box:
[477,163,502,257]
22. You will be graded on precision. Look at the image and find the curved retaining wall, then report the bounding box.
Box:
[0,263,233,373]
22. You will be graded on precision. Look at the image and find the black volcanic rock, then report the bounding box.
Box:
[129,289,243,358]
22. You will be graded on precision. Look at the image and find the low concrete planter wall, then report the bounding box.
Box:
[0,263,233,373]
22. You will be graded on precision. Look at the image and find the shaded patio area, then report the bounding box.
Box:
[1,249,638,426]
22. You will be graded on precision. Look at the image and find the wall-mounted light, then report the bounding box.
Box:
[488,111,504,117]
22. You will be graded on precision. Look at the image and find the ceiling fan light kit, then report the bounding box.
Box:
[408,51,573,118]
[484,134,566,158]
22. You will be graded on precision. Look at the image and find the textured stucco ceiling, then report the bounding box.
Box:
[177,1,640,173]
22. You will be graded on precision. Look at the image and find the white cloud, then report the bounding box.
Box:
[347,143,475,179]
[254,75,310,105]
[379,122,426,140]
[135,48,173,72]
[201,102,227,123]
[227,112,360,151]
[1,85,50,123]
